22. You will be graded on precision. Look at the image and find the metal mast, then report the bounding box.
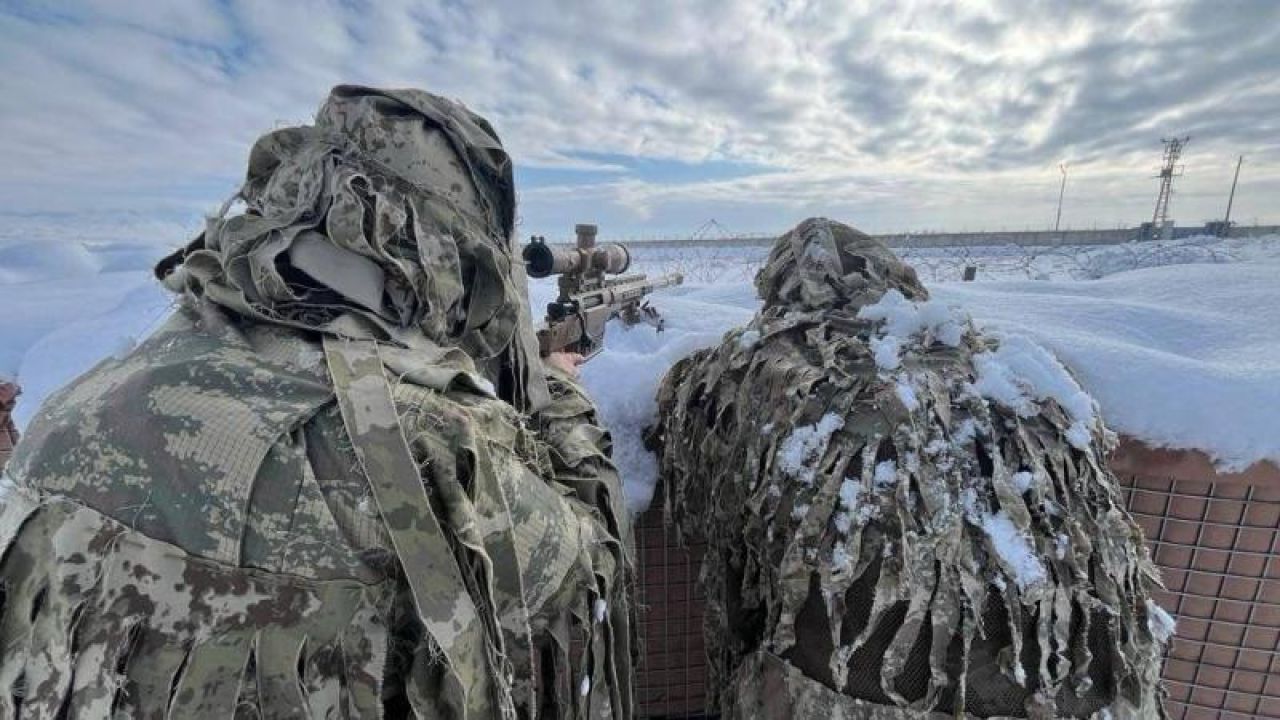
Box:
[1054,163,1068,232]
[1151,136,1189,229]
[1222,154,1244,235]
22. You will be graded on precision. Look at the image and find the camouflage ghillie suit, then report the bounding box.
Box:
[653,218,1168,719]
[0,382,17,473]
[0,86,633,719]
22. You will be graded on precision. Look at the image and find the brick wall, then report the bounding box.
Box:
[632,439,1280,719]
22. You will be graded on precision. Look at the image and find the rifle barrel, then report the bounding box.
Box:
[571,272,684,308]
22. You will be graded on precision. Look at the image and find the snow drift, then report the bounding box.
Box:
[2,235,1277,512]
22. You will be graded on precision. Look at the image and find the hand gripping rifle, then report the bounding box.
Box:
[523,224,684,361]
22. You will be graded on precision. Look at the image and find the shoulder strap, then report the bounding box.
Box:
[324,337,513,720]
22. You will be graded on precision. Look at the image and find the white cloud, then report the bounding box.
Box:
[0,0,1276,245]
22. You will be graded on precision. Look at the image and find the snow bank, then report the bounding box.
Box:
[3,235,1277,511]
[934,257,1280,472]
[10,281,173,428]
[0,240,102,284]
[1068,235,1269,280]
[0,271,166,385]
[585,238,1280,499]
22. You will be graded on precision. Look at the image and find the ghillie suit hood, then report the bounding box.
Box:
[2,86,633,719]
[156,84,550,413]
[654,218,1168,718]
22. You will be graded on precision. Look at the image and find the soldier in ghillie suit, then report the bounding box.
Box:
[653,218,1169,719]
[0,86,634,719]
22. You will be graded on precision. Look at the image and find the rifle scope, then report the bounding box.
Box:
[524,227,631,278]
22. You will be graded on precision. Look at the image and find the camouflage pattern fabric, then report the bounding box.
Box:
[653,218,1167,718]
[0,382,17,474]
[0,85,633,719]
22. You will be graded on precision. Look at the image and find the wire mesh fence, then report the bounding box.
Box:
[1118,471,1280,720]
[631,450,1280,719]
[626,234,1254,287]
[633,509,709,718]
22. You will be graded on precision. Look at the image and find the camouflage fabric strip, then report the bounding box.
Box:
[323,336,509,719]
[167,630,255,719]
[726,651,1031,720]
[254,628,311,717]
[0,487,40,719]
[0,483,36,561]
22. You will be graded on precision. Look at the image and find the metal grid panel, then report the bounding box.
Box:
[631,463,1280,719]
[1119,473,1280,720]
[633,508,709,718]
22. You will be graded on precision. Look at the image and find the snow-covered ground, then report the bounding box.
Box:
[555,235,1280,511]
[2,234,1278,514]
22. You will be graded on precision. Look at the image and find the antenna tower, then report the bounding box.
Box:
[1151,136,1189,228]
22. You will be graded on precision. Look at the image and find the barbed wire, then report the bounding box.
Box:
[632,234,1250,285]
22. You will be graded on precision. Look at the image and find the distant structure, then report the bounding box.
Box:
[1054,163,1068,232]
[1148,136,1189,239]
[1222,154,1244,236]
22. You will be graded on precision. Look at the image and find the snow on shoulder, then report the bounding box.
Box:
[777,413,845,485]
[856,289,966,370]
[970,334,1101,451]
[855,287,1104,452]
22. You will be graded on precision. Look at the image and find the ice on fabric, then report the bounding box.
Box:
[872,459,897,489]
[868,335,903,371]
[1147,600,1177,644]
[776,413,845,485]
[857,289,966,371]
[980,509,1048,590]
[1011,470,1037,494]
[894,379,920,411]
[856,288,966,346]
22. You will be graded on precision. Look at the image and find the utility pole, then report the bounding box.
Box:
[1151,136,1189,236]
[1222,155,1243,237]
[1054,163,1068,232]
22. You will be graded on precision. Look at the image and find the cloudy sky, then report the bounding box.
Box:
[0,0,1277,250]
